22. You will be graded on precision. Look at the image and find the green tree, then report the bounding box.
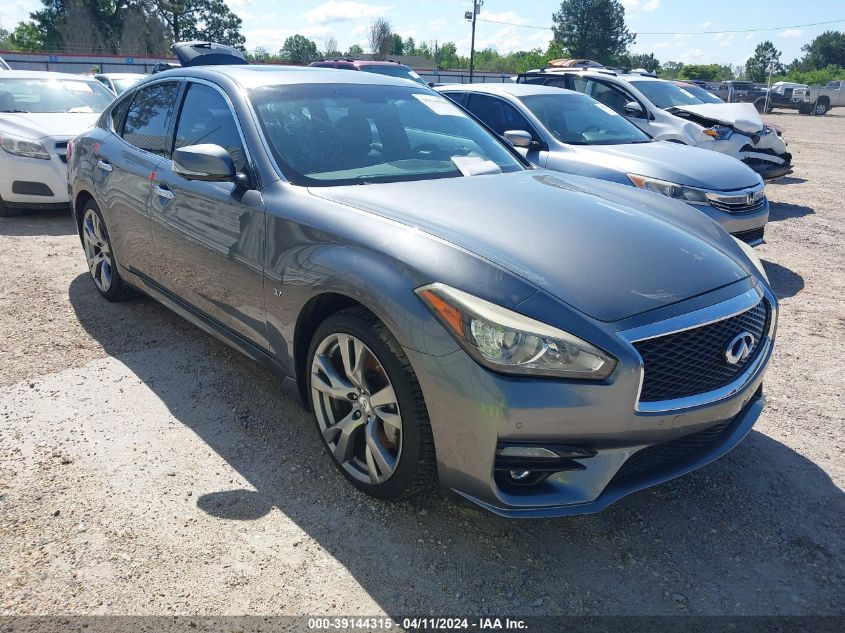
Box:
[800,30,845,69]
[8,22,46,51]
[623,52,659,72]
[279,34,318,64]
[745,40,783,83]
[435,41,460,69]
[153,0,245,48]
[551,0,635,64]
[677,63,732,82]
[658,60,684,79]
[345,44,364,57]
[389,33,404,55]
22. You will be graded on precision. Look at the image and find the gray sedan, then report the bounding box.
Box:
[68,66,777,517]
[438,83,769,245]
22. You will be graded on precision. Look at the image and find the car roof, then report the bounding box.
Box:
[96,73,146,78]
[153,65,421,89]
[437,83,579,98]
[0,69,104,81]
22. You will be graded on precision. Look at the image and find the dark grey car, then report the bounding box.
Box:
[68,66,777,517]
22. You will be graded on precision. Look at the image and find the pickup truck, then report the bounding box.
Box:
[755,82,812,114]
[716,81,766,104]
[808,80,844,115]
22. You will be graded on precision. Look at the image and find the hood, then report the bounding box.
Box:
[568,141,762,190]
[670,103,764,134]
[0,112,100,140]
[310,171,750,322]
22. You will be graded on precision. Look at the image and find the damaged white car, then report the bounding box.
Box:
[517,66,793,181]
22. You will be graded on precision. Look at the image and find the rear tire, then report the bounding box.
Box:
[80,200,135,302]
[306,307,437,500]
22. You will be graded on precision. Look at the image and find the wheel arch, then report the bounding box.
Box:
[293,292,369,406]
[72,188,97,239]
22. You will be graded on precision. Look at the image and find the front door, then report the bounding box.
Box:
[150,81,268,349]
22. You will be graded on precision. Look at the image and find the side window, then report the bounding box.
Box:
[584,80,635,115]
[466,94,533,136]
[174,83,246,172]
[541,77,568,89]
[122,81,180,156]
[109,96,131,134]
[440,91,466,107]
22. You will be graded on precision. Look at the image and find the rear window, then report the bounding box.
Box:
[360,65,427,86]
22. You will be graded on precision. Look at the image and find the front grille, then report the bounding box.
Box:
[709,198,766,213]
[633,300,770,403]
[611,421,732,483]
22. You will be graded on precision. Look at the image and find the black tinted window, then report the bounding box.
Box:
[122,81,180,156]
[110,97,131,133]
[466,93,532,135]
[174,83,246,172]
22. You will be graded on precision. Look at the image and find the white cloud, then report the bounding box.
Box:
[779,28,803,38]
[680,48,706,62]
[303,1,391,25]
[746,32,756,40]
[225,0,253,7]
[0,0,38,30]
[621,0,661,11]
[700,21,712,29]
[481,11,531,26]
[714,32,735,47]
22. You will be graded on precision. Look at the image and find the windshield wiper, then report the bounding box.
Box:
[0,109,30,113]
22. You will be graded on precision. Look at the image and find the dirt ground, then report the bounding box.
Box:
[0,111,843,619]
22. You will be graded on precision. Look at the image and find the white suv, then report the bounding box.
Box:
[0,70,115,216]
[517,66,792,180]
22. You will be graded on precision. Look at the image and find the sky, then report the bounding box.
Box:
[3,0,845,67]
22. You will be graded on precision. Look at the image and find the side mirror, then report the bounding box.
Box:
[624,101,644,117]
[173,144,236,182]
[503,129,534,148]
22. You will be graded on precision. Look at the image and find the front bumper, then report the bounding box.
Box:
[704,133,792,182]
[406,282,776,518]
[688,198,768,245]
[0,141,71,207]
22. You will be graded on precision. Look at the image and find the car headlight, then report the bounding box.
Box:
[626,174,709,204]
[416,283,617,380]
[0,131,51,159]
[703,125,733,140]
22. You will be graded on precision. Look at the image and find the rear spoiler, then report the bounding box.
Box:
[171,41,249,67]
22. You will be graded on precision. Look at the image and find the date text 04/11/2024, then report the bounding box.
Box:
[307,618,529,630]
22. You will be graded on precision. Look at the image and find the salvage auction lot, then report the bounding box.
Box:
[1,112,842,616]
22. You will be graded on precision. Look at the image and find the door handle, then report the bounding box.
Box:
[153,184,175,200]
[97,159,113,172]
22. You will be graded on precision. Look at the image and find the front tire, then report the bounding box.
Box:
[81,201,134,302]
[307,307,436,500]
[815,101,829,116]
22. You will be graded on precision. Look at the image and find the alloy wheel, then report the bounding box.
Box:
[82,208,113,293]
[311,333,403,484]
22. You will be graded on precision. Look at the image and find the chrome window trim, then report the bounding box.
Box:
[618,285,777,413]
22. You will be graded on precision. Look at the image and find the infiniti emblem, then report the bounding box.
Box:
[725,332,756,365]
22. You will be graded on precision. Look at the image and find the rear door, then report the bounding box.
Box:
[94,80,181,275]
[149,80,268,349]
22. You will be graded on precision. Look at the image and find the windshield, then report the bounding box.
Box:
[681,85,723,104]
[361,65,428,86]
[250,83,523,186]
[629,80,704,109]
[0,78,115,113]
[520,92,651,145]
[112,77,145,94]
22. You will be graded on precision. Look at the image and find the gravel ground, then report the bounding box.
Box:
[0,112,843,619]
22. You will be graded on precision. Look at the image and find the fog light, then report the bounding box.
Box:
[509,470,532,481]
